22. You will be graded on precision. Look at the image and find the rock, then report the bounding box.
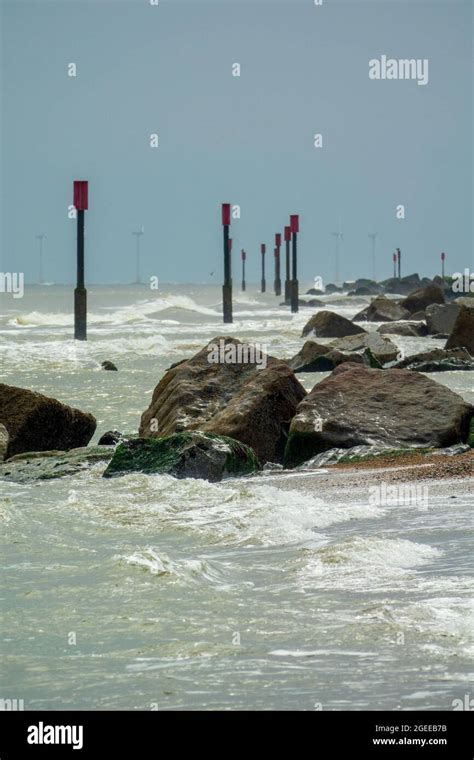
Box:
[0,446,113,483]
[425,303,461,335]
[394,348,472,370]
[0,384,96,460]
[352,295,410,323]
[406,359,474,373]
[445,306,474,354]
[455,296,474,307]
[377,321,428,337]
[202,363,307,463]
[0,424,8,461]
[430,333,450,340]
[328,332,399,364]
[101,360,118,371]
[409,311,427,321]
[280,299,324,307]
[305,288,325,296]
[103,432,261,482]
[97,430,124,446]
[361,348,383,369]
[400,283,445,315]
[284,363,473,467]
[287,341,363,372]
[325,284,342,294]
[468,418,474,448]
[139,337,306,464]
[382,273,422,295]
[302,311,366,338]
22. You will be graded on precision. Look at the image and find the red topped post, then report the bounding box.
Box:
[284,225,291,302]
[73,180,88,340]
[222,204,232,323]
[290,215,299,313]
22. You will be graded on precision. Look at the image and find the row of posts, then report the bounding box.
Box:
[70,182,448,340]
[222,204,300,324]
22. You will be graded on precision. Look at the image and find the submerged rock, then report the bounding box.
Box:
[284,363,473,467]
[445,306,474,354]
[103,432,261,482]
[302,311,366,338]
[0,446,113,483]
[394,348,472,370]
[97,430,125,446]
[0,384,96,460]
[101,361,118,371]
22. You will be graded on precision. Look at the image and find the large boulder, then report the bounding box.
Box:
[425,303,461,335]
[139,337,306,464]
[0,446,113,484]
[445,306,474,354]
[352,295,410,323]
[377,321,428,337]
[0,384,96,460]
[328,332,399,364]
[287,341,363,373]
[302,311,366,338]
[400,283,445,315]
[103,432,261,482]
[284,363,473,467]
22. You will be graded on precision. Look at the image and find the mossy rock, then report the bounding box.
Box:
[0,446,113,483]
[103,431,261,481]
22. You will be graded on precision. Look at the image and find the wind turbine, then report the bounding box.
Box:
[35,233,46,284]
[368,233,377,281]
[132,226,144,284]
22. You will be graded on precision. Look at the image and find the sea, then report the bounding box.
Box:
[0,283,472,711]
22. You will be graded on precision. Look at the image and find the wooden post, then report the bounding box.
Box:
[393,252,397,278]
[73,181,88,341]
[441,252,445,279]
[222,203,232,323]
[284,226,291,302]
[290,215,299,313]
[261,243,266,293]
[241,249,246,291]
[274,233,281,296]
[397,248,401,279]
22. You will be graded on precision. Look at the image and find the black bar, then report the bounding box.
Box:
[261,251,266,293]
[284,238,290,302]
[291,231,298,313]
[74,209,87,341]
[274,248,281,296]
[223,224,232,323]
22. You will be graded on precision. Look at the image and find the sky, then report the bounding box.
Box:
[0,0,472,285]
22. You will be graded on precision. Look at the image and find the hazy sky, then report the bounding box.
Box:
[1,0,472,285]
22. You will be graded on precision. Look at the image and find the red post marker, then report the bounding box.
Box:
[73,180,88,340]
[222,203,232,323]
[290,215,299,312]
[261,243,266,293]
[441,252,446,279]
[284,225,291,302]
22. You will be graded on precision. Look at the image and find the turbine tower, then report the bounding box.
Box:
[35,233,46,284]
[132,226,144,284]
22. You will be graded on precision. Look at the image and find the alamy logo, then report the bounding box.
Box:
[27,722,83,750]
[452,268,474,293]
[207,339,268,370]
[369,483,429,509]
[452,694,474,711]
[369,56,429,86]
[0,698,24,711]
[0,272,24,299]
